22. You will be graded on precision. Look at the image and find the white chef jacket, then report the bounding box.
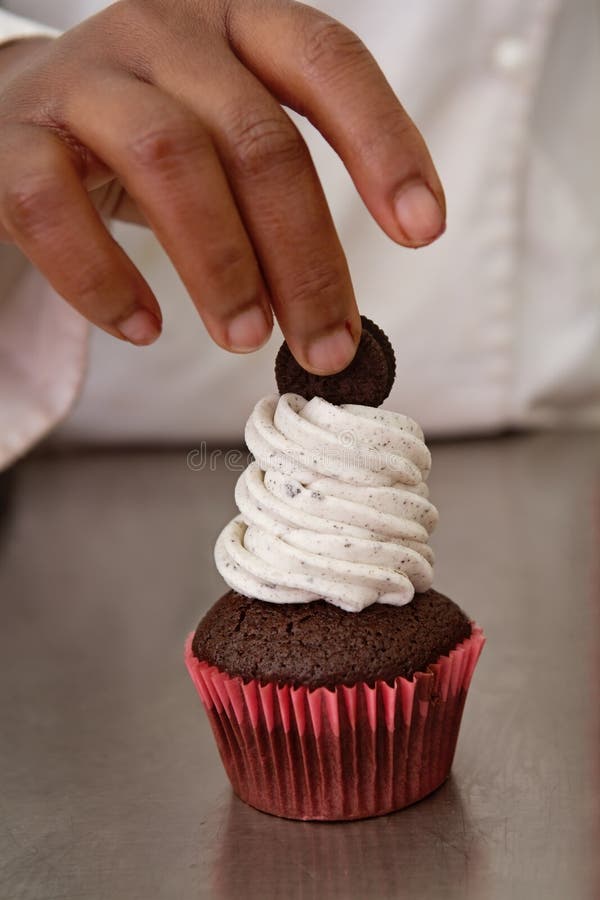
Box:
[0,0,599,467]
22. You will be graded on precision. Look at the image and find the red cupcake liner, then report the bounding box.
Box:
[185,624,485,821]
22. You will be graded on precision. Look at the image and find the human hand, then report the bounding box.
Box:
[0,0,445,374]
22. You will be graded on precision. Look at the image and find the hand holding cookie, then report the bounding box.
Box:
[0,0,445,373]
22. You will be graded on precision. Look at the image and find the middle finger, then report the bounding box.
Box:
[155,54,362,375]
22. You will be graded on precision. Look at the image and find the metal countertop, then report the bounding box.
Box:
[1,432,598,900]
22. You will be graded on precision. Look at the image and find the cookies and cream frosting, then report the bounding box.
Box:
[214,393,438,613]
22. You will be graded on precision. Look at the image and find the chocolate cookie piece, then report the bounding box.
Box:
[361,316,396,397]
[192,588,472,688]
[275,316,396,407]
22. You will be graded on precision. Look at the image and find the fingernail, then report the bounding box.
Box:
[118,309,162,346]
[306,325,357,374]
[227,306,271,352]
[394,182,445,245]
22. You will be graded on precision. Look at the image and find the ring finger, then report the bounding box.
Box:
[67,74,274,354]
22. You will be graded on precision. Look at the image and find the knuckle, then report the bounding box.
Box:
[302,15,367,79]
[229,112,306,179]
[3,175,61,238]
[127,120,206,174]
[203,242,249,284]
[286,260,345,309]
[73,262,116,303]
[359,107,415,165]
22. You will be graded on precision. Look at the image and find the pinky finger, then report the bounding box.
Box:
[0,126,161,346]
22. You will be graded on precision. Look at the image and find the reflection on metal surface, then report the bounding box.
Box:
[0,435,598,898]
[210,781,488,900]
[591,474,600,900]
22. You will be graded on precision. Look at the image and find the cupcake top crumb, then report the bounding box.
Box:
[192,588,472,688]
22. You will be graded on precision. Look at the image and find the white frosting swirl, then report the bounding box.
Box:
[214,393,438,613]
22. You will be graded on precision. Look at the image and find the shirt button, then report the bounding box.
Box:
[492,36,529,72]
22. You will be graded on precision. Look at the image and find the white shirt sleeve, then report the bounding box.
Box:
[0,9,60,44]
[0,255,89,470]
[0,10,88,471]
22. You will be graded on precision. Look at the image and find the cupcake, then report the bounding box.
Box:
[186,320,484,821]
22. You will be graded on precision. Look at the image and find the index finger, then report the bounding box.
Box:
[226,1,446,247]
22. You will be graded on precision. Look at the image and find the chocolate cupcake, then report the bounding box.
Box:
[185,322,484,820]
[193,589,471,687]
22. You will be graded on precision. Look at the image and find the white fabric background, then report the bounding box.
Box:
[1,0,599,450]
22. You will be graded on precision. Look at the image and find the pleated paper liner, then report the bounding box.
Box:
[185,624,485,821]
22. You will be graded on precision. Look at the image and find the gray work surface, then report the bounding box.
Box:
[1,432,598,900]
